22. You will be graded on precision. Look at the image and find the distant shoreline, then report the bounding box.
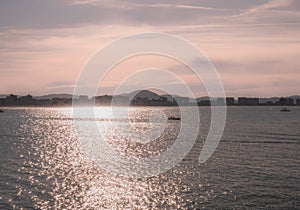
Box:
[1,91,300,107]
[1,104,300,108]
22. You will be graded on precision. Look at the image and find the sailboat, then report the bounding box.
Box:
[281,107,290,112]
[281,99,291,112]
[168,116,181,120]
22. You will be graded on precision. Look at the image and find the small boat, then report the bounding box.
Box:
[0,109,4,113]
[281,108,290,112]
[168,116,181,120]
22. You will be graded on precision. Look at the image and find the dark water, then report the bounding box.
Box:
[0,107,299,209]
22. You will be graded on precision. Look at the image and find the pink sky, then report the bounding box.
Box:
[0,0,299,97]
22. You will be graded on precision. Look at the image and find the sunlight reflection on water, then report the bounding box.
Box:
[0,107,299,209]
[7,107,207,209]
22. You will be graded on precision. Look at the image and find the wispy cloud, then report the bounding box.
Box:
[248,0,294,11]
[235,0,296,17]
[0,0,299,96]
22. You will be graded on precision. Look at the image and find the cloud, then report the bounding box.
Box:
[234,0,300,23]
[0,0,299,96]
[249,0,294,11]
[2,0,298,29]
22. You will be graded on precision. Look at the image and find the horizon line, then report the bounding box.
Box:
[1,92,300,100]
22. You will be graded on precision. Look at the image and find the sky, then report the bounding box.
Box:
[0,0,299,97]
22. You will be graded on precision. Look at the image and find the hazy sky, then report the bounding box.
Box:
[0,0,299,97]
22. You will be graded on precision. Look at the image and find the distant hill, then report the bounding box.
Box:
[2,91,299,102]
[288,95,300,100]
[196,96,216,102]
[259,97,280,103]
[0,94,9,99]
[34,94,73,100]
[259,95,300,103]
[123,90,161,100]
[160,94,175,102]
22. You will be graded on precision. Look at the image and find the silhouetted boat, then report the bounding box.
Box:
[0,109,4,113]
[281,108,290,112]
[168,116,181,120]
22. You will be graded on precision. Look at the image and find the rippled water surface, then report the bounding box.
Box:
[0,107,299,209]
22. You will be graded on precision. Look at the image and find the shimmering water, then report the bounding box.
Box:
[0,107,299,209]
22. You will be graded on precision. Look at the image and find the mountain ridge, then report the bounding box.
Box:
[1,91,299,101]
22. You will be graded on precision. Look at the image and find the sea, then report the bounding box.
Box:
[0,106,299,209]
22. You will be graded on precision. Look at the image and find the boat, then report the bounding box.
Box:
[0,109,4,113]
[281,107,290,112]
[168,116,181,120]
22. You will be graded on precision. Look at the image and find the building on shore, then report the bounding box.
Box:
[238,97,259,105]
[173,96,189,105]
[278,97,294,106]
[197,100,211,106]
[215,98,225,106]
[226,97,235,106]
[93,95,113,105]
[72,95,91,106]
